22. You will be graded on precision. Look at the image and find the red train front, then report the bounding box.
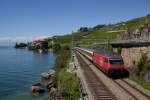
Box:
[92,50,128,78]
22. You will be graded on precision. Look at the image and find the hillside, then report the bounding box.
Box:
[55,15,150,46]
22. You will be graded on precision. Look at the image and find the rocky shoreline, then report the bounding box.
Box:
[30,69,59,99]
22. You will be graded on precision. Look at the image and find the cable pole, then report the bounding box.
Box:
[107,36,109,50]
[71,31,74,61]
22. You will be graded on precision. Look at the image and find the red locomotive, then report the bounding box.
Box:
[92,50,128,78]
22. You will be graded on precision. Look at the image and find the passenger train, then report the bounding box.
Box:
[75,47,129,78]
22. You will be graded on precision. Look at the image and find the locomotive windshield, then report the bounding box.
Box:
[109,59,123,64]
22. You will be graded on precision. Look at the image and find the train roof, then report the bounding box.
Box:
[94,50,121,57]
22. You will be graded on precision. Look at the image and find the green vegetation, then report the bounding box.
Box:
[52,43,61,53]
[129,75,150,90]
[73,30,120,45]
[55,15,150,46]
[52,15,150,93]
[129,54,150,90]
[54,35,72,44]
[54,45,80,100]
[136,54,150,79]
[28,41,49,50]
[117,47,122,54]
[57,69,79,100]
[56,29,121,46]
[111,15,150,29]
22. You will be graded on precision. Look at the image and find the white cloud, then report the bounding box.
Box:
[0,35,51,43]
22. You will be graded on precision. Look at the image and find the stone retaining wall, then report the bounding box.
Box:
[114,46,150,68]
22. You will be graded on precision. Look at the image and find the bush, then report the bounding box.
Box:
[53,45,80,99]
[147,14,150,17]
[136,53,150,79]
[78,27,89,32]
[54,48,70,70]
[129,53,150,90]
[93,24,106,29]
[57,70,80,100]
[117,47,122,54]
[53,43,61,53]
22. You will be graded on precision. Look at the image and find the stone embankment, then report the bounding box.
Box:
[114,47,150,68]
[31,83,45,95]
[112,22,150,82]
[113,43,150,82]
[120,22,150,40]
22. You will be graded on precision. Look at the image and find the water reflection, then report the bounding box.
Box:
[0,46,56,100]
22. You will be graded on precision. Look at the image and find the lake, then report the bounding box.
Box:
[0,45,56,100]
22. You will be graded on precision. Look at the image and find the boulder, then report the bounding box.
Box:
[48,69,55,76]
[31,83,45,95]
[49,87,59,100]
[49,87,57,94]
[41,70,55,79]
[32,83,42,87]
[41,72,51,79]
[47,81,56,90]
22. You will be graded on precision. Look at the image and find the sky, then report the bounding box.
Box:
[0,0,150,43]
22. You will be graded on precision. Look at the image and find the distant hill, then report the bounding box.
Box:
[55,15,150,46]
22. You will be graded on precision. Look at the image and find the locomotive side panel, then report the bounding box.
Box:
[93,52,109,72]
[93,51,126,76]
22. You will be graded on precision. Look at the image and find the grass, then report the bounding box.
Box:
[125,15,150,28]
[128,54,150,90]
[56,29,121,46]
[112,15,150,29]
[57,69,80,100]
[54,15,150,92]
[54,45,80,100]
[55,15,150,46]
[55,34,72,44]
[129,74,150,90]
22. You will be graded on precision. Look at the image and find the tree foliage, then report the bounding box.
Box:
[78,27,89,32]
[93,24,106,29]
[53,45,80,99]
[136,53,150,79]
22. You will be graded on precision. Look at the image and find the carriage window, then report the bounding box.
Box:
[109,59,123,64]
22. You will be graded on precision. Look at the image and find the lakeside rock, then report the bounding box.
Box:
[49,87,59,100]
[41,69,55,79]
[47,80,56,91]
[30,69,58,98]
[31,83,45,95]
[41,72,51,79]
[48,69,55,75]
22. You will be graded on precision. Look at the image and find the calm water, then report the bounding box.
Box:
[0,46,56,100]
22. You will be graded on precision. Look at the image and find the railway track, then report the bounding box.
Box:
[122,79,150,99]
[114,79,150,100]
[75,49,150,100]
[75,51,117,100]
